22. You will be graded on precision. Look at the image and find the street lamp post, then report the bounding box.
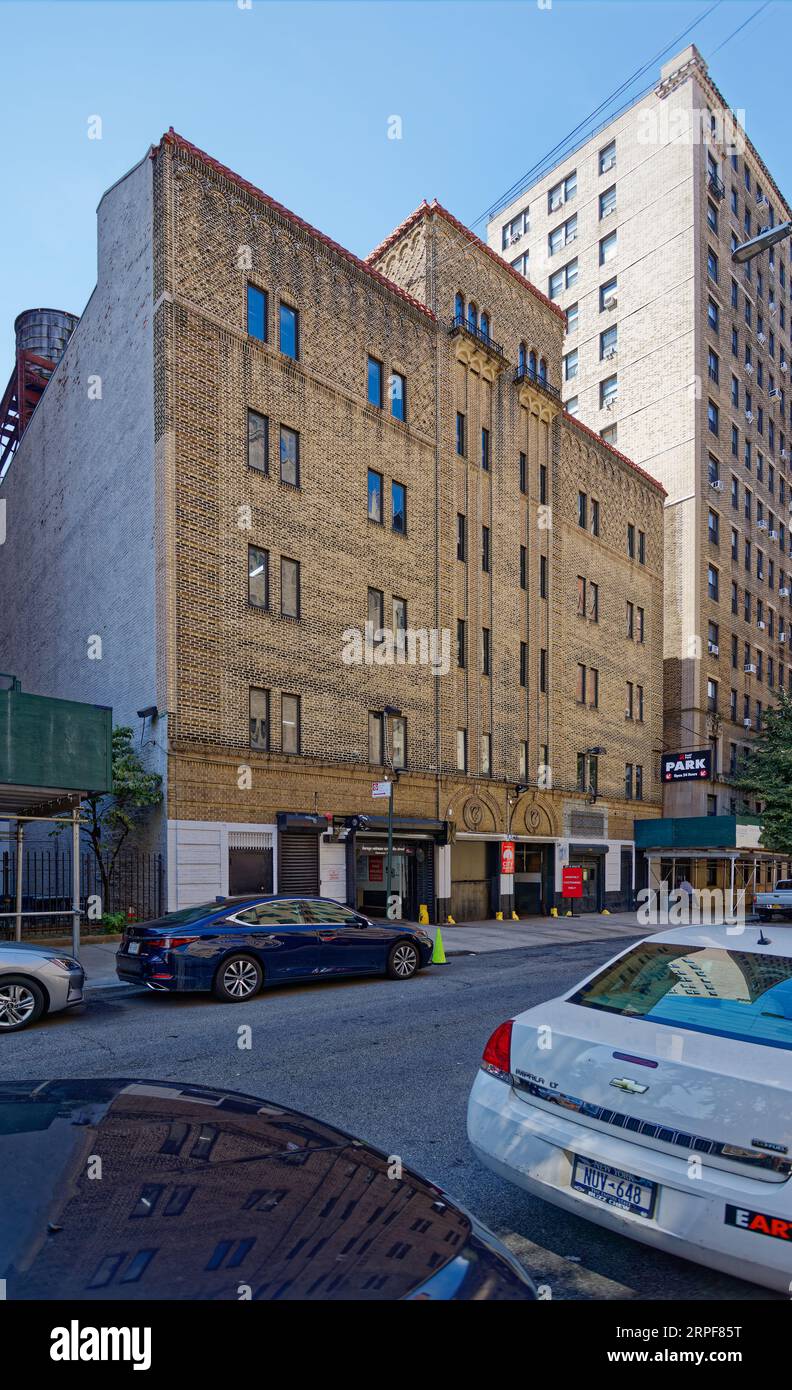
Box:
[732,220,792,265]
[382,705,401,919]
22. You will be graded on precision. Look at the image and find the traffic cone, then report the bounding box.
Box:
[432,929,447,964]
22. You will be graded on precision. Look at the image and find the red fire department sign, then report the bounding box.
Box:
[562,867,584,898]
[500,841,515,875]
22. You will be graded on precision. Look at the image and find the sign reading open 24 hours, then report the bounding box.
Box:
[661,748,712,782]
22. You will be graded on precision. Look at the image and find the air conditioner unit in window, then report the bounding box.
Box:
[770,305,777,316]
[780,586,790,596]
[604,397,617,410]
[770,388,782,399]
[745,363,754,375]
[745,410,754,423]
[758,331,766,344]
[603,346,617,360]
[603,294,617,310]
[511,231,522,243]
[710,478,724,490]
[758,518,768,529]
[758,620,766,629]
[781,632,787,643]
[770,529,779,539]
[603,205,616,218]
[743,717,753,727]
[782,448,789,458]
[708,641,720,655]
[745,662,757,673]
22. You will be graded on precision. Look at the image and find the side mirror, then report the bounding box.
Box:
[354,916,369,929]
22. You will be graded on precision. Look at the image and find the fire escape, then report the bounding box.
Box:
[0,348,56,478]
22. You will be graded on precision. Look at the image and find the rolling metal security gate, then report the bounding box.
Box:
[278,832,320,895]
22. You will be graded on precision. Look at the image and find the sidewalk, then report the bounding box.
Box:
[428,909,650,955]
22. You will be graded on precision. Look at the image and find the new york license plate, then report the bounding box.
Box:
[127,941,140,955]
[571,1156,657,1218]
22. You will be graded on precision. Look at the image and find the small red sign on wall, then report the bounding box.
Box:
[500,841,515,875]
[369,857,384,882]
[562,867,583,898]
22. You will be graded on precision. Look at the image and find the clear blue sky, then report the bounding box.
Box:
[1,0,788,379]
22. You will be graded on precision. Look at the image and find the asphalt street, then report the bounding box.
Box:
[3,935,774,1301]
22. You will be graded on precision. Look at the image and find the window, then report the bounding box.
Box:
[539,552,547,598]
[390,372,406,421]
[281,694,301,754]
[566,302,579,334]
[456,729,468,772]
[626,600,634,638]
[707,199,718,233]
[707,246,719,282]
[368,469,383,523]
[707,399,719,436]
[481,427,490,471]
[599,231,617,265]
[456,411,466,456]
[599,140,616,174]
[627,523,635,558]
[248,545,269,609]
[457,618,466,668]
[390,716,406,769]
[549,214,577,255]
[600,324,618,360]
[482,525,490,572]
[548,258,578,299]
[600,374,618,408]
[590,498,600,536]
[367,355,383,407]
[249,688,269,751]
[539,463,547,505]
[519,641,527,687]
[247,409,268,473]
[540,647,547,693]
[707,297,719,332]
[637,606,645,642]
[280,426,300,486]
[367,587,383,636]
[391,480,406,534]
[502,207,529,249]
[456,513,466,561]
[600,424,617,445]
[600,277,617,311]
[548,171,576,211]
[638,530,645,565]
[281,557,300,618]
[247,283,267,341]
[708,563,719,600]
[599,184,617,220]
[564,348,578,382]
[708,509,720,545]
[279,303,299,360]
[519,451,527,493]
[707,348,719,383]
[482,627,491,676]
[625,763,633,801]
[481,733,491,777]
[368,711,384,764]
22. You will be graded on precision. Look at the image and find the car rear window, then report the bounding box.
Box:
[569,942,792,1051]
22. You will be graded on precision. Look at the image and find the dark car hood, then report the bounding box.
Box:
[0,1079,485,1300]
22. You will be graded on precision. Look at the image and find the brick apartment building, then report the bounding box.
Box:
[0,130,664,921]
[488,45,792,856]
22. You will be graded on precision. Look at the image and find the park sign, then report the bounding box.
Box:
[661,749,712,783]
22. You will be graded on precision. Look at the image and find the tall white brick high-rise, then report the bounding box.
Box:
[489,45,792,820]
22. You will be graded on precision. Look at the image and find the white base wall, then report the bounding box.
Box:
[167,819,277,909]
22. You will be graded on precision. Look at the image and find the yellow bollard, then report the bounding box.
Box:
[495,910,503,921]
[565,909,572,916]
[601,908,610,915]
[550,906,558,917]
[418,903,429,925]
[511,911,520,921]
[446,914,456,925]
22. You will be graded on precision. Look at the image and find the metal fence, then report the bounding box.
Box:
[0,848,164,939]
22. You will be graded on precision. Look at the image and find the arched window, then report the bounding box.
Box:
[518,342,527,374]
[455,292,464,323]
[539,357,547,382]
[529,349,538,379]
[480,311,490,341]
[467,301,478,331]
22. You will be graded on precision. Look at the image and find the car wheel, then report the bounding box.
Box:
[758,912,771,922]
[0,976,46,1032]
[387,941,420,980]
[213,954,263,1002]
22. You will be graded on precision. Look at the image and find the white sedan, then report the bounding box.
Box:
[467,926,792,1293]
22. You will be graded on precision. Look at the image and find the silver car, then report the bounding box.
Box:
[0,943,85,1032]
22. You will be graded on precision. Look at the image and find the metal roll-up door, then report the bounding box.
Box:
[278,832,320,895]
[415,844,435,922]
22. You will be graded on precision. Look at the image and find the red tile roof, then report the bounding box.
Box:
[155,130,436,322]
[562,410,667,497]
[367,198,567,324]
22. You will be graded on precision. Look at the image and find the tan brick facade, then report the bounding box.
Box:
[151,132,664,917]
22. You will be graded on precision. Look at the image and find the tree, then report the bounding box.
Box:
[81,725,163,908]
[733,690,792,854]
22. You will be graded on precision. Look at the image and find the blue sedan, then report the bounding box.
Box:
[116,895,434,1001]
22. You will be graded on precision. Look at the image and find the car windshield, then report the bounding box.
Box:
[569,942,792,1052]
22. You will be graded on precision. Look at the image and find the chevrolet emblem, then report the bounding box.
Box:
[610,1077,649,1095]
